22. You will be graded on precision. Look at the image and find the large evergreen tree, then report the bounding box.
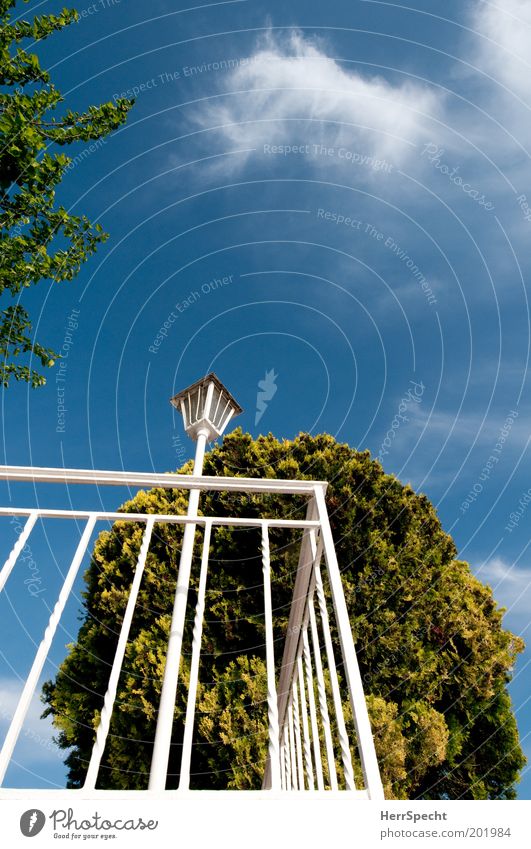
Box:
[42,431,525,798]
[0,0,133,387]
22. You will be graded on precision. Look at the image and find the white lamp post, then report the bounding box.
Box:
[149,373,243,790]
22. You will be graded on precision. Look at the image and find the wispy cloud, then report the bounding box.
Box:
[0,678,64,767]
[471,0,531,103]
[477,557,531,621]
[192,29,441,172]
[406,405,530,451]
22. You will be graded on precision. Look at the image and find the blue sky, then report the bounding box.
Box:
[1,0,531,795]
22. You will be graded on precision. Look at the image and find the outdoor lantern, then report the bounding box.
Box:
[170,372,243,442]
[149,372,243,787]
[0,371,385,801]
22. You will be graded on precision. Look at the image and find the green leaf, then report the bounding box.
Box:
[0,0,134,387]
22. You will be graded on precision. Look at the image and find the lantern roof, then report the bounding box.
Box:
[169,372,243,415]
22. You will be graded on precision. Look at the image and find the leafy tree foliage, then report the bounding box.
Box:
[0,0,133,387]
[42,431,525,798]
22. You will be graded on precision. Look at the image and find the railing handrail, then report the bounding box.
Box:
[0,465,327,495]
[0,465,384,798]
[0,507,320,528]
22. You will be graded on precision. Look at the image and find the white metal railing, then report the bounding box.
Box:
[0,465,384,798]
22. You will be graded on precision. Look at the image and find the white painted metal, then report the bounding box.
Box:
[297,655,314,790]
[283,724,291,791]
[0,507,319,529]
[313,486,385,800]
[0,514,97,786]
[304,524,356,790]
[212,388,223,423]
[279,734,285,790]
[171,373,241,442]
[275,500,318,735]
[149,430,208,790]
[313,561,356,791]
[0,510,38,593]
[292,678,305,790]
[0,464,384,798]
[262,503,320,792]
[261,523,281,791]
[179,521,212,790]
[287,700,297,790]
[204,381,215,422]
[308,599,338,790]
[0,465,325,494]
[84,517,155,790]
[302,628,324,790]
[219,407,235,435]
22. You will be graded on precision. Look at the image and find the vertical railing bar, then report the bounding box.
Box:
[314,561,356,790]
[0,511,39,594]
[179,520,212,790]
[302,627,324,790]
[0,514,98,786]
[261,522,281,790]
[309,598,338,790]
[297,654,314,790]
[265,500,320,792]
[269,519,324,792]
[287,699,298,790]
[84,516,155,790]
[149,433,208,791]
[275,498,318,740]
[279,733,285,790]
[283,724,291,791]
[313,485,384,799]
[292,678,304,789]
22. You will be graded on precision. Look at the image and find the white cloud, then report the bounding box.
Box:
[407,405,531,452]
[477,557,531,620]
[0,678,65,767]
[192,30,441,171]
[472,0,531,103]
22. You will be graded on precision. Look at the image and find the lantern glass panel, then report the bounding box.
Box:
[170,373,242,441]
[185,387,200,425]
[209,386,224,428]
[213,391,231,430]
